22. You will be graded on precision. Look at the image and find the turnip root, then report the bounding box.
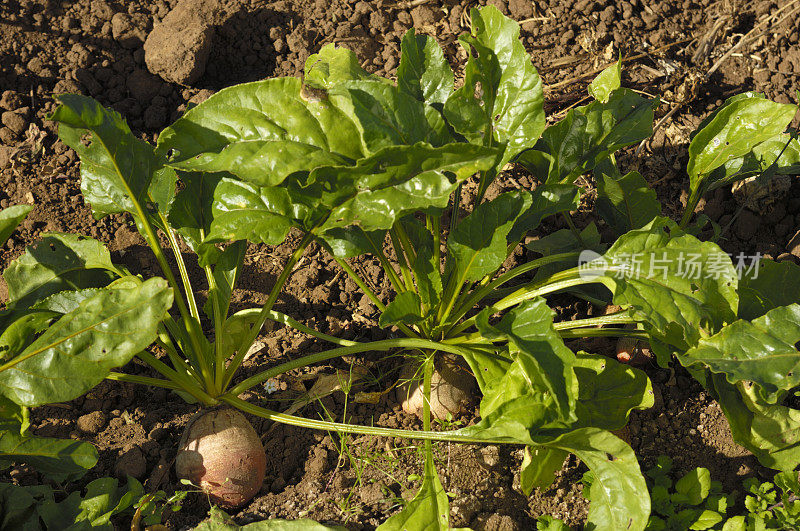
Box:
[396,355,476,421]
[176,408,266,509]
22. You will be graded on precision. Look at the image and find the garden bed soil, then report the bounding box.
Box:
[1,0,800,528]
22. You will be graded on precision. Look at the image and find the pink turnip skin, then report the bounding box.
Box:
[175,408,267,509]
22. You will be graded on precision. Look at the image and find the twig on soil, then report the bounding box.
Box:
[706,0,800,79]
[691,16,730,65]
[543,38,694,92]
[395,0,432,8]
[518,16,553,24]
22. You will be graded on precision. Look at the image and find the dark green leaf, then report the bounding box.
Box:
[316,143,498,232]
[51,94,158,220]
[0,205,32,246]
[332,80,450,150]
[3,233,122,309]
[526,222,604,282]
[0,278,172,407]
[203,241,246,322]
[168,171,224,264]
[398,29,454,106]
[401,218,443,308]
[536,515,573,531]
[520,445,568,494]
[0,310,56,362]
[681,304,800,402]
[195,506,347,530]
[595,163,661,236]
[0,430,97,482]
[507,184,582,244]
[443,5,545,168]
[519,88,657,184]
[738,258,800,320]
[318,226,388,258]
[711,374,800,471]
[447,191,531,285]
[379,291,425,328]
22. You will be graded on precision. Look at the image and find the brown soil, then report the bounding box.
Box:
[1,0,799,528]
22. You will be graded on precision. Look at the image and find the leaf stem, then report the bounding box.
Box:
[226,337,473,397]
[221,231,315,392]
[229,307,361,348]
[221,395,514,444]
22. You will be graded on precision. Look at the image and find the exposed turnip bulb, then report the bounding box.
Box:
[176,408,267,508]
[396,354,476,421]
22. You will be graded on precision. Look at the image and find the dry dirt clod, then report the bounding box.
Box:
[77,410,107,434]
[114,446,147,479]
[143,0,221,85]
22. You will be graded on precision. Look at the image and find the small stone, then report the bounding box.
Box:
[114,446,147,479]
[77,411,107,434]
[1,111,27,135]
[0,91,23,111]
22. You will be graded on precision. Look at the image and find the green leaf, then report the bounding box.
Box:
[204,241,246,322]
[206,179,294,245]
[3,233,121,309]
[675,468,712,506]
[0,277,172,407]
[520,445,568,494]
[584,217,738,350]
[507,183,582,244]
[379,291,425,328]
[168,171,224,265]
[519,88,658,184]
[536,515,573,531]
[588,56,622,103]
[738,258,800,320]
[443,5,545,168]
[402,218,443,308]
[333,80,450,150]
[721,516,746,531]
[304,43,376,88]
[458,299,577,443]
[688,509,722,530]
[398,29,454,106]
[318,226,388,258]
[157,78,366,186]
[315,143,498,232]
[0,430,97,482]
[51,94,158,220]
[573,352,654,430]
[680,304,800,402]
[704,132,800,193]
[0,311,56,362]
[377,449,451,531]
[447,190,531,285]
[687,94,797,196]
[0,205,32,246]
[543,428,649,531]
[595,162,661,236]
[526,222,604,283]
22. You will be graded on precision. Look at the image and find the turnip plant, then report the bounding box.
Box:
[28,4,800,529]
